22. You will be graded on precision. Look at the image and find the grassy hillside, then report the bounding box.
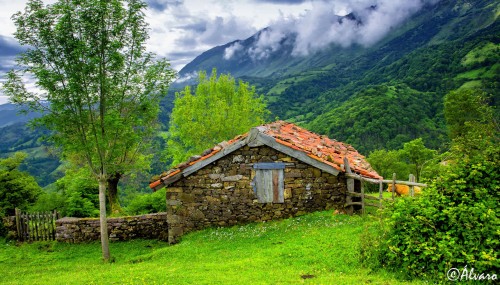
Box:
[0,211,426,285]
[0,123,62,187]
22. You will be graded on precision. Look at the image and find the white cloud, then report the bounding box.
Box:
[175,71,198,83]
[223,41,244,60]
[241,0,442,59]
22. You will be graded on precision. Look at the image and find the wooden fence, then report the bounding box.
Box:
[15,208,59,242]
[343,158,427,214]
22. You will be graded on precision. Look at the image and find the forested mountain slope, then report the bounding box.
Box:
[178,0,500,153]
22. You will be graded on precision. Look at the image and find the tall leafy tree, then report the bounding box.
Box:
[3,0,175,261]
[166,69,269,165]
[367,149,411,180]
[444,88,499,156]
[399,138,437,182]
[0,152,42,217]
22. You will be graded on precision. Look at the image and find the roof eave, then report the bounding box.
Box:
[151,138,248,190]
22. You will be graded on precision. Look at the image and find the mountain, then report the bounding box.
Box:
[0,103,42,128]
[176,0,500,153]
[0,103,61,187]
[0,122,62,187]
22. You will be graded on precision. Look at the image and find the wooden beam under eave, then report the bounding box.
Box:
[159,172,183,188]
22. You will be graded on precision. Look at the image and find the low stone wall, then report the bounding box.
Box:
[55,212,168,243]
[2,216,17,240]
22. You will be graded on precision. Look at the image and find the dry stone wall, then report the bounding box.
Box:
[2,216,17,240]
[167,145,347,243]
[55,212,168,243]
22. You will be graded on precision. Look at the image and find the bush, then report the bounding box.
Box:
[364,146,499,281]
[55,167,99,217]
[30,192,66,213]
[125,188,166,215]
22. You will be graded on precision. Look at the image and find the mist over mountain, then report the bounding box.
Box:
[179,0,443,79]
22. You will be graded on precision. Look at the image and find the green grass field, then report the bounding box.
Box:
[0,211,426,285]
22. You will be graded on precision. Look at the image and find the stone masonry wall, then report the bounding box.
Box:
[2,216,17,240]
[167,145,347,243]
[56,212,168,243]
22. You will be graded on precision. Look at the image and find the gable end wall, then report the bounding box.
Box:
[166,145,347,243]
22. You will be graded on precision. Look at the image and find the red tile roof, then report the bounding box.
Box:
[150,121,381,190]
[261,121,380,178]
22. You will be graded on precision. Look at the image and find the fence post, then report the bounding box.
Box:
[15,208,21,241]
[392,173,396,200]
[378,179,383,208]
[360,178,365,215]
[52,210,57,240]
[344,158,354,214]
[409,174,415,197]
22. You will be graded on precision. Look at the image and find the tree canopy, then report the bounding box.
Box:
[166,69,269,165]
[0,152,42,217]
[3,0,175,261]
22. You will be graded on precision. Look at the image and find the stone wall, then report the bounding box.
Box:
[1,216,17,240]
[55,212,168,243]
[167,145,347,243]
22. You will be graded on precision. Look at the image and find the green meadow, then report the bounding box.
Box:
[0,211,426,285]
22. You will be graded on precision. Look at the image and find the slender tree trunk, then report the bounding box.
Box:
[98,174,110,262]
[107,172,122,214]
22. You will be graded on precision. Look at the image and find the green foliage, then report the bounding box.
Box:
[444,88,493,139]
[30,192,66,213]
[2,0,176,211]
[0,122,62,187]
[399,138,438,182]
[367,138,440,181]
[444,88,499,158]
[307,84,447,154]
[124,188,166,215]
[3,0,175,260]
[367,149,411,180]
[461,42,500,67]
[166,69,269,165]
[377,146,499,280]
[55,167,99,218]
[364,100,499,281]
[363,80,500,281]
[0,152,42,217]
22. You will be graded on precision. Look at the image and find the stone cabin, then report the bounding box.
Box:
[149,121,380,243]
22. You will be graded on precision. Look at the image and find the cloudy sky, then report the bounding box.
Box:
[0,0,439,105]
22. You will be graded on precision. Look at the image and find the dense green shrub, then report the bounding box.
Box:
[55,167,99,217]
[30,191,66,213]
[125,188,166,215]
[364,145,499,281]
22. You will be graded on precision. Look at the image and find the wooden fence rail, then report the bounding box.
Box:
[343,158,427,214]
[15,208,59,242]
